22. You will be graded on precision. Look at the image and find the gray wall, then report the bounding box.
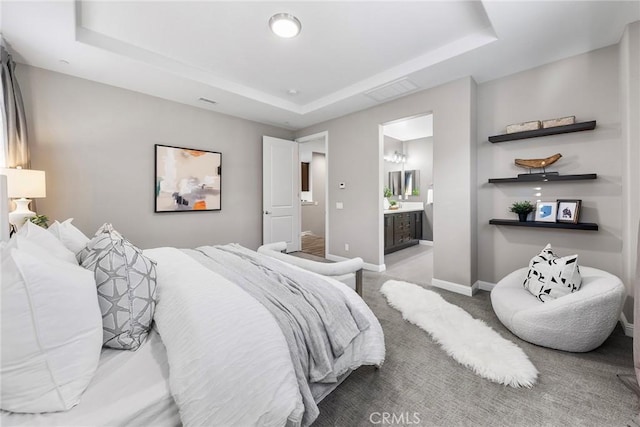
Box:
[16,27,635,305]
[18,65,293,250]
[301,152,326,237]
[297,77,477,289]
[620,21,640,321]
[477,45,624,284]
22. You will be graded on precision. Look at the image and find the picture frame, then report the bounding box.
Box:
[556,199,582,224]
[534,201,557,222]
[154,144,222,213]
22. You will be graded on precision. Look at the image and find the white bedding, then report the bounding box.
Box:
[0,329,180,426]
[1,246,385,426]
[148,246,385,426]
[148,247,305,427]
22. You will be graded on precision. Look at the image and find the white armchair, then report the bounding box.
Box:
[491,266,625,352]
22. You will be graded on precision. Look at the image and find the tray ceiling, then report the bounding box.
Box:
[2,1,638,130]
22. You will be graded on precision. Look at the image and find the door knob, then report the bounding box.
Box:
[264,210,272,215]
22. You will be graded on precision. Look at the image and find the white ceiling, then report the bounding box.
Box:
[1,1,638,131]
[383,114,433,142]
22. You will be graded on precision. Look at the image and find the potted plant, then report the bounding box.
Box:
[383,187,392,209]
[509,201,535,222]
[27,214,49,228]
[389,200,398,210]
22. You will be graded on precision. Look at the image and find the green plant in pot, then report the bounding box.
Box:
[383,187,393,210]
[27,214,49,229]
[509,201,535,222]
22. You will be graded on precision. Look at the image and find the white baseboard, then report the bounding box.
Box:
[620,312,634,337]
[476,280,496,292]
[431,278,477,297]
[419,240,433,246]
[363,262,385,273]
[326,254,385,272]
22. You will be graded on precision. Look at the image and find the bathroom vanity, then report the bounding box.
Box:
[384,204,424,254]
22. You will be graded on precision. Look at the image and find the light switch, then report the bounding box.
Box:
[339,182,346,189]
[336,202,344,209]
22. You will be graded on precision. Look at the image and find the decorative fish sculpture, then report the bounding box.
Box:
[514,153,562,169]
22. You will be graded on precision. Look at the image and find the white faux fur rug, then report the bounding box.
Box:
[380,280,538,388]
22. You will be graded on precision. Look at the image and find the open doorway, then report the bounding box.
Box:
[381,114,434,283]
[297,132,328,258]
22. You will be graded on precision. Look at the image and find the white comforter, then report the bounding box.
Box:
[145,247,385,427]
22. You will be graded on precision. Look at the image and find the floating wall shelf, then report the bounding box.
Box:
[489,219,599,231]
[488,121,597,143]
[488,173,597,184]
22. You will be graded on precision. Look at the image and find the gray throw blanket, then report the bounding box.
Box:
[183,244,370,427]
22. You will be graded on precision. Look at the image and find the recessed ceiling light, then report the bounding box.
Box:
[269,13,301,38]
[287,89,299,96]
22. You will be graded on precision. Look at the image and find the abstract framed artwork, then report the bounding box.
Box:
[534,201,557,222]
[155,144,221,212]
[556,199,582,224]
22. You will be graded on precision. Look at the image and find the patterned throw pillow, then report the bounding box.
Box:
[79,224,157,350]
[523,244,582,302]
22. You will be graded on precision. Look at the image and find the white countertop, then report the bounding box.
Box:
[384,201,425,215]
[384,207,424,214]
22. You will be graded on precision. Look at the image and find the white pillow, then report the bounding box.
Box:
[17,221,77,265]
[523,244,582,302]
[5,235,70,267]
[48,218,90,254]
[0,246,103,413]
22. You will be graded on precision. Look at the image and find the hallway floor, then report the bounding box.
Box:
[383,243,433,285]
[301,233,325,258]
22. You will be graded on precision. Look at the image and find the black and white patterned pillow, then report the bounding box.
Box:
[523,244,582,302]
[79,224,157,350]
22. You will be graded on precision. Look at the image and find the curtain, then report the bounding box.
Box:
[1,42,30,169]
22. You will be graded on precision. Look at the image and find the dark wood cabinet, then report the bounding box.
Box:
[412,211,422,240]
[384,211,423,254]
[384,215,395,252]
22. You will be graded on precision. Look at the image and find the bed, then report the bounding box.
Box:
[0,218,385,426]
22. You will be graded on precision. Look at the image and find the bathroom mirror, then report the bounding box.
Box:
[403,170,420,196]
[301,162,310,192]
[389,171,402,196]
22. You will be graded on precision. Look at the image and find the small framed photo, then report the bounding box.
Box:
[535,201,557,222]
[556,199,582,224]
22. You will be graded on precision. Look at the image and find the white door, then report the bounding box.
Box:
[263,136,300,252]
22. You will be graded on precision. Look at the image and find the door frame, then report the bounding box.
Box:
[379,113,433,266]
[296,131,329,257]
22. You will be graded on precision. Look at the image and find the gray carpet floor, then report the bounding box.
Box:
[313,271,638,427]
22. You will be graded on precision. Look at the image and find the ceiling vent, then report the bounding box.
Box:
[364,78,419,103]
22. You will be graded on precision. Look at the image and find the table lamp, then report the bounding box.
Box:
[0,167,46,229]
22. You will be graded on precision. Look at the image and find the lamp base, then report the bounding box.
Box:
[9,198,36,229]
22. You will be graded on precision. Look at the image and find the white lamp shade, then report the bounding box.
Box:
[0,168,46,199]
